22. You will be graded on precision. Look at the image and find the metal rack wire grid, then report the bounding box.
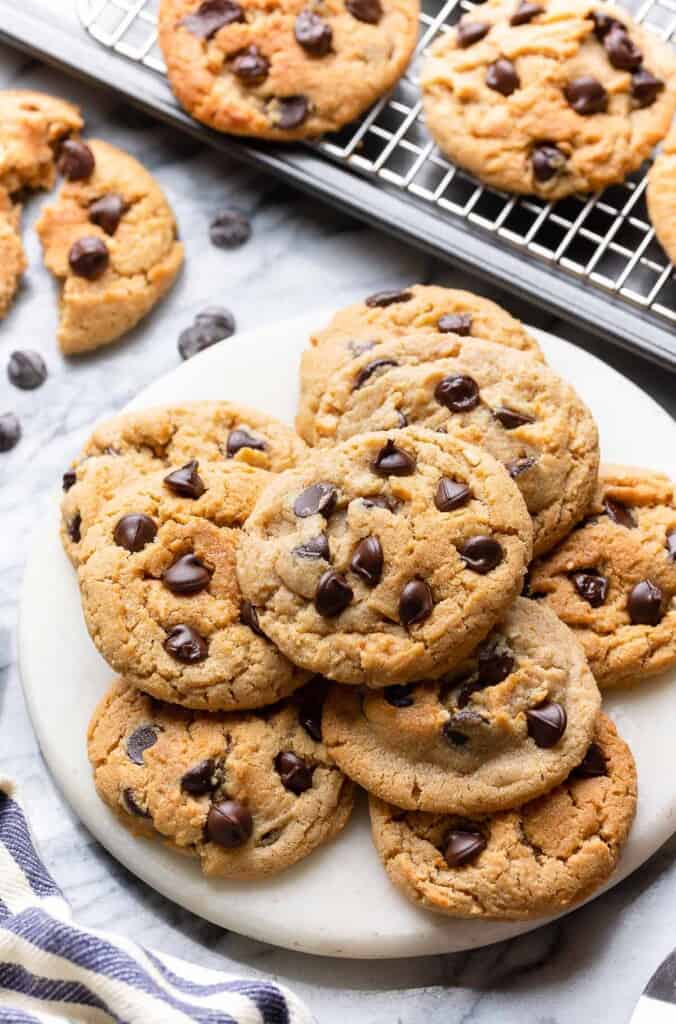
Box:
[79,0,676,326]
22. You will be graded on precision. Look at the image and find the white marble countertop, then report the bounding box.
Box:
[1,21,676,1024]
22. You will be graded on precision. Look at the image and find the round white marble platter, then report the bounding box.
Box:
[18,311,676,959]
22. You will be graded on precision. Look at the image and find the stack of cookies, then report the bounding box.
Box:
[64,284,676,921]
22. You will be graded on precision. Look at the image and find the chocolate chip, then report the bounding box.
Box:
[178,307,236,359]
[631,69,664,107]
[295,10,332,55]
[163,553,212,595]
[346,0,382,23]
[126,725,158,765]
[122,788,150,818]
[434,374,480,412]
[164,460,206,498]
[58,139,95,180]
[293,534,330,560]
[445,828,486,867]
[373,438,416,476]
[457,20,490,46]
[459,536,503,574]
[572,742,606,779]
[361,493,399,512]
[181,759,216,795]
[0,413,20,453]
[477,639,514,685]
[591,10,619,38]
[7,350,47,390]
[526,701,567,747]
[164,624,208,663]
[206,800,253,848]
[628,579,664,626]
[294,482,338,518]
[315,570,353,617]
[384,684,415,708]
[297,677,328,741]
[273,95,310,130]
[62,470,77,491]
[365,289,413,308]
[113,513,157,552]
[564,75,607,114]
[89,193,125,235]
[603,497,636,529]
[67,513,81,543]
[437,312,473,334]
[493,406,534,429]
[209,208,252,249]
[486,58,520,96]
[232,45,270,84]
[604,24,642,70]
[180,0,245,38]
[354,358,398,389]
[226,428,266,457]
[399,579,433,627]
[507,456,537,479]
[532,143,566,182]
[68,236,109,280]
[667,530,676,561]
[434,478,472,512]
[350,536,383,586]
[240,599,264,636]
[571,569,608,607]
[510,1,542,24]
[275,751,313,794]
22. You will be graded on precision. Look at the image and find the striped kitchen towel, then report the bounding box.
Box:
[0,780,314,1024]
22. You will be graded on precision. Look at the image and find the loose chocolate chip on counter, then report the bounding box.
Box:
[628,578,664,625]
[493,406,535,429]
[178,306,236,360]
[181,758,216,795]
[604,24,642,70]
[164,624,208,663]
[507,456,537,479]
[445,828,486,867]
[293,534,331,560]
[435,478,472,512]
[232,45,270,84]
[510,1,542,24]
[572,742,607,778]
[294,482,338,518]
[209,208,252,249]
[346,0,382,22]
[126,724,159,765]
[7,350,47,390]
[206,799,253,848]
[123,788,150,818]
[67,513,82,543]
[591,10,620,38]
[315,570,353,616]
[164,460,206,498]
[361,493,399,512]
[226,428,266,457]
[163,553,213,595]
[273,95,310,130]
[62,470,77,491]
[181,0,245,38]
[667,530,676,560]
[350,536,383,586]
[631,69,664,107]
[354,358,398,389]
[275,751,314,794]
[58,139,95,180]
[532,143,566,182]
[373,438,416,476]
[399,579,433,627]
[459,536,503,574]
[297,676,329,740]
[295,10,333,55]
[384,684,415,708]
[113,513,158,552]
[571,569,608,607]
[437,312,473,334]
[564,75,608,114]
[69,236,109,280]
[526,701,567,747]
[89,193,125,235]
[365,289,413,308]
[477,638,514,685]
[240,599,265,636]
[434,374,480,412]
[603,496,636,528]
[486,58,520,96]
[457,20,490,47]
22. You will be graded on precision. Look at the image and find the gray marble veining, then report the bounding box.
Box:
[1,31,675,1024]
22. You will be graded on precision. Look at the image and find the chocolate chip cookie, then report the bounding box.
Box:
[310,333,599,556]
[323,597,601,813]
[0,187,26,319]
[297,284,544,444]
[78,461,309,710]
[0,89,83,194]
[159,0,419,141]
[88,676,354,878]
[369,713,635,918]
[36,139,183,354]
[528,465,676,688]
[237,427,533,686]
[421,0,676,199]
[647,125,676,264]
[61,401,307,567]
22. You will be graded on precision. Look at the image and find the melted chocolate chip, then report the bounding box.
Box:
[164,624,208,663]
[58,139,95,181]
[384,684,415,708]
[399,579,433,627]
[457,20,490,46]
[275,751,313,794]
[631,69,664,107]
[232,45,270,84]
[354,358,398,389]
[315,570,353,617]
[361,493,399,512]
[434,374,480,412]
[126,725,158,765]
[180,0,245,38]
[526,701,567,747]
[486,58,520,96]
[163,553,212,595]
[297,677,328,740]
[564,75,608,114]
[7,350,47,391]
[532,143,566,182]
[350,536,383,586]
[667,530,676,561]
[571,569,608,607]
[572,742,607,778]
[181,758,216,795]
[346,0,382,23]
[69,236,109,279]
[628,579,664,626]
[445,828,486,867]
[373,439,416,476]
[365,289,413,308]
[435,478,472,512]
[293,534,331,560]
[604,24,642,70]
[294,482,338,518]
[443,723,470,746]
[113,513,157,552]
[206,800,253,848]
[89,193,125,235]
[0,413,21,452]
[603,496,636,529]
[507,456,537,479]
[62,470,77,491]
[477,638,514,685]
[437,312,473,335]
[295,10,332,55]
[493,406,535,429]
[591,10,619,38]
[240,599,264,637]
[459,536,503,574]
[164,460,206,498]
[273,95,310,129]
[67,513,81,543]
[226,428,266,457]
[123,788,150,818]
[510,1,542,24]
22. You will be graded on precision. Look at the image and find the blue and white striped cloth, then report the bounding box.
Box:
[0,780,314,1024]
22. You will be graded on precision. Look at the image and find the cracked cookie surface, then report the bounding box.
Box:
[528,464,676,687]
[297,284,543,444]
[88,676,354,878]
[237,427,533,686]
[647,124,676,263]
[369,713,636,918]
[421,0,676,199]
[159,0,419,141]
[78,461,309,710]
[0,89,83,194]
[0,187,26,319]
[310,333,599,556]
[36,138,183,354]
[323,597,601,813]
